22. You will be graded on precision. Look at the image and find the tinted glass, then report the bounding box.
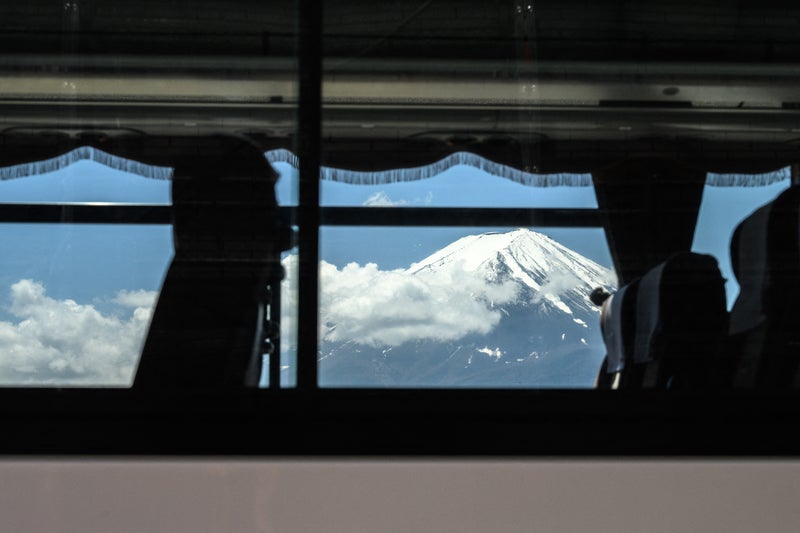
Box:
[311,226,616,388]
[0,223,172,386]
[692,168,791,308]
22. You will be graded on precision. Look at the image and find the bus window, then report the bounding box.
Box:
[692,168,791,308]
[0,156,173,386]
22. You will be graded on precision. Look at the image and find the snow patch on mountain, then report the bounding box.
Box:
[477,346,504,361]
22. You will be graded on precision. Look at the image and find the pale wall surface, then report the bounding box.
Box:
[1,460,798,533]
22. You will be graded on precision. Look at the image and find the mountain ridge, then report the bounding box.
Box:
[315,228,617,387]
[408,228,614,316]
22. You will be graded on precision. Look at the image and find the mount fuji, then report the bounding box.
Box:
[316,228,616,388]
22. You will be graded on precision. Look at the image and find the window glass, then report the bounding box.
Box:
[270,158,299,389]
[0,155,173,386]
[312,2,618,387]
[0,152,297,388]
[0,0,300,388]
[0,223,172,386]
[309,226,616,388]
[267,246,299,389]
[692,168,791,308]
[274,154,300,206]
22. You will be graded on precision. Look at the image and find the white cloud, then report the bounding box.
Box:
[280,255,300,353]
[361,190,434,207]
[362,191,408,207]
[113,289,158,308]
[1,253,522,382]
[0,280,152,386]
[281,256,519,348]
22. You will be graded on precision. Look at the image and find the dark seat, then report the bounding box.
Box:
[729,186,800,388]
[595,280,639,389]
[133,136,292,390]
[597,251,728,389]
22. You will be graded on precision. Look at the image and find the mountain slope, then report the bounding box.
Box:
[408,228,613,315]
[318,229,617,388]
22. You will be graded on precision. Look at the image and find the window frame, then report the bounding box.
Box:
[1,2,800,457]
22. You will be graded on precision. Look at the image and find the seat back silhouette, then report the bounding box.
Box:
[729,186,800,388]
[133,136,292,389]
[595,280,639,389]
[597,252,728,389]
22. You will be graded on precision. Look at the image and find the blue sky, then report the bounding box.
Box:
[0,160,173,321]
[692,178,790,307]
[0,152,789,384]
[273,161,613,270]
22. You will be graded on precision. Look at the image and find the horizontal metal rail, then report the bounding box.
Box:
[319,207,603,227]
[0,204,603,227]
[0,203,171,224]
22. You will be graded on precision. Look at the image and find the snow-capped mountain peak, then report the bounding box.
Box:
[407,229,614,301]
[315,228,616,387]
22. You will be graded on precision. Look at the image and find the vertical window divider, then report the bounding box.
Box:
[295,0,322,391]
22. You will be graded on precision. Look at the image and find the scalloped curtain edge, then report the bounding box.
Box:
[264,149,593,187]
[0,146,790,188]
[267,149,792,188]
[0,146,173,182]
[705,167,790,187]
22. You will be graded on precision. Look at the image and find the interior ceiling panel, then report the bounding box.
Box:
[0,1,799,148]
